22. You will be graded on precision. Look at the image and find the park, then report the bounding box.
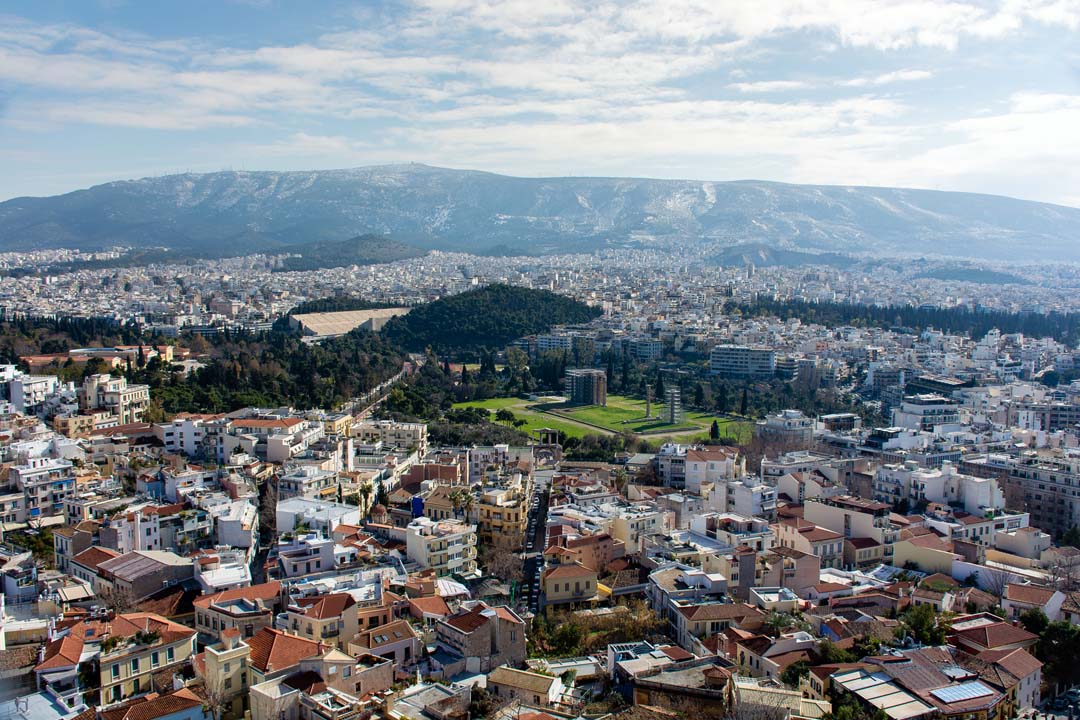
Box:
[452,394,752,444]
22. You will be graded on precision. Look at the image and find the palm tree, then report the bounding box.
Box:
[358,483,372,517]
[460,491,475,521]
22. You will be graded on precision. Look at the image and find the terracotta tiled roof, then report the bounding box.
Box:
[353,619,417,649]
[975,647,1043,678]
[494,606,522,624]
[194,580,281,609]
[1004,583,1057,606]
[233,417,303,429]
[283,670,327,695]
[247,628,324,673]
[660,646,693,661]
[952,621,1038,651]
[293,593,355,620]
[543,562,596,581]
[35,635,84,672]
[121,688,204,720]
[442,604,491,633]
[677,602,764,622]
[108,612,197,644]
[72,546,121,570]
[408,595,452,618]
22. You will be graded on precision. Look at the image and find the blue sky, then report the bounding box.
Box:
[2,0,1080,205]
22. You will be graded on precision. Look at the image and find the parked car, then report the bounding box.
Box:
[1049,697,1067,711]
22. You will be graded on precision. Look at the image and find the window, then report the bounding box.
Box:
[112,687,121,702]
[223,662,230,673]
[112,664,120,679]
[225,678,232,690]
[131,659,139,673]
[151,651,159,667]
[343,667,351,678]
[167,647,175,662]
[133,678,140,694]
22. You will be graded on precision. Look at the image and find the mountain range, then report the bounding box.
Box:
[2,163,1079,262]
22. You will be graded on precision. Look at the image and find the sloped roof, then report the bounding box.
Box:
[1004,583,1057,606]
[952,622,1038,650]
[975,648,1043,679]
[543,562,595,581]
[35,635,84,672]
[194,580,281,609]
[72,546,121,570]
[247,628,323,673]
[353,619,417,649]
[294,593,355,620]
[488,666,556,694]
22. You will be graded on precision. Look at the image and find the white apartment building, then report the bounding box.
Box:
[153,415,217,456]
[276,497,362,536]
[353,420,428,454]
[10,374,60,417]
[689,512,775,552]
[803,495,900,565]
[875,460,1005,515]
[683,447,744,494]
[276,533,336,578]
[80,373,150,425]
[609,506,668,555]
[212,500,259,550]
[466,445,533,484]
[278,465,339,500]
[891,394,962,433]
[230,416,325,464]
[709,345,776,379]
[756,409,815,446]
[10,456,76,519]
[405,517,478,577]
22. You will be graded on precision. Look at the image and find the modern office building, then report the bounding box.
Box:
[709,345,776,379]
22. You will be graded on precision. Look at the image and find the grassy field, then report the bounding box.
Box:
[453,394,752,444]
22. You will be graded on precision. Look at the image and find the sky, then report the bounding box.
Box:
[2,0,1080,206]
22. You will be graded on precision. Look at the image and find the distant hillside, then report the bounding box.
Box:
[274,234,425,272]
[707,243,856,268]
[915,266,1032,285]
[382,284,602,351]
[4,164,1080,261]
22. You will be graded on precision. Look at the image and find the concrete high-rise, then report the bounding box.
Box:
[565,368,607,406]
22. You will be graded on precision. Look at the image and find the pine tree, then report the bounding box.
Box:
[739,387,749,416]
[694,384,705,407]
[605,354,614,386]
[710,419,720,440]
[655,372,665,399]
[460,365,470,384]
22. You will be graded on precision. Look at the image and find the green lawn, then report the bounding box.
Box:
[453,394,753,443]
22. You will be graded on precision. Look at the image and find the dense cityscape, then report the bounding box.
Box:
[6,2,1080,720]
[0,240,1079,720]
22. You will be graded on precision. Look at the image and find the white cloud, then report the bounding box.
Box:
[2,2,1080,203]
[841,69,935,87]
[729,80,813,93]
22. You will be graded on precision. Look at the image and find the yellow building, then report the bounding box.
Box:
[98,612,198,705]
[277,593,359,650]
[322,413,353,437]
[541,561,599,608]
[198,629,251,718]
[478,482,530,551]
